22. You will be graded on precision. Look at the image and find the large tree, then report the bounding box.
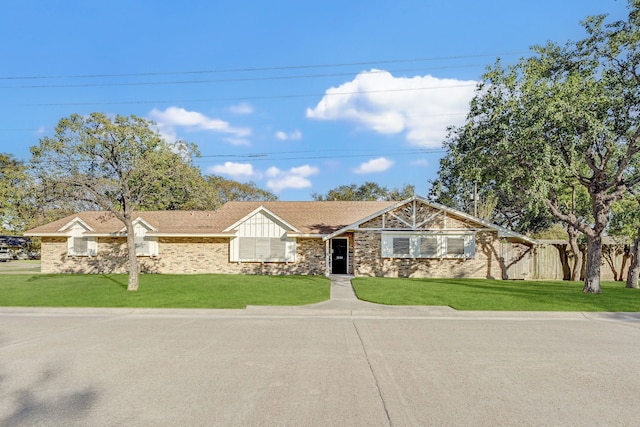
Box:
[30,113,204,291]
[312,182,414,201]
[609,193,640,288]
[436,2,640,293]
[202,175,277,208]
[0,153,31,233]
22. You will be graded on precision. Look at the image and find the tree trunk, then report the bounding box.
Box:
[567,226,582,281]
[626,229,640,289]
[553,244,571,281]
[125,217,140,291]
[583,235,603,293]
[619,245,630,282]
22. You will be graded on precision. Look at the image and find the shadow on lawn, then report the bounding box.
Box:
[99,274,128,290]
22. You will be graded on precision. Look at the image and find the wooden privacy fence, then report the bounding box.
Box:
[501,240,631,281]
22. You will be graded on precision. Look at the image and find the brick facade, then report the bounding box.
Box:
[35,199,534,279]
[40,236,326,275]
[352,230,504,279]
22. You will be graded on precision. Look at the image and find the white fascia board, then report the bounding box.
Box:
[133,217,158,232]
[323,195,536,245]
[323,196,418,241]
[118,217,159,233]
[222,206,301,233]
[58,217,95,233]
[287,233,326,238]
[23,232,68,237]
[145,233,235,238]
[414,196,538,245]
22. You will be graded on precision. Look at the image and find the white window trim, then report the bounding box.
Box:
[381,232,475,259]
[68,236,98,257]
[135,235,159,257]
[231,236,296,263]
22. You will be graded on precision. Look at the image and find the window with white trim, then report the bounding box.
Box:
[135,235,158,256]
[236,236,294,262]
[392,237,410,256]
[382,233,475,259]
[419,236,438,257]
[68,236,97,256]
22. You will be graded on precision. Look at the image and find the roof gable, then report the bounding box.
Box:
[223,206,300,233]
[59,217,94,233]
[324,196,536,244]
[119,217,159,233]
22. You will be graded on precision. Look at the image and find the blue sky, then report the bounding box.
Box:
[0,0,630,200]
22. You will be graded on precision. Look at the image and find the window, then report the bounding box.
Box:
[446,237,465,256]
[393,237,410,256]
[236,237,292,262]
[419,236,438,257]
[382,233,475,259]
[68,236,97,256]
[135,235,158,256]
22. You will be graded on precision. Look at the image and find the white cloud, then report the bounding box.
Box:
[306,69,476,148]
[265,164,319,192]
[354,157,394,174]
[229,102,254,115]
[149,106,252,143]
[275,129,302,141]
[207,162,255,179]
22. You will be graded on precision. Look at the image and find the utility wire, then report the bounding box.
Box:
[0,65,484,90]
[0,52,524,81]
[21,84,478,107]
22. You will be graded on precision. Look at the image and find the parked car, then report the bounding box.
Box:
[0,246,10,262]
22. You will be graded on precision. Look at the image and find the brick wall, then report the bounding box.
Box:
[40,236,326,275]
[353,230,504,279]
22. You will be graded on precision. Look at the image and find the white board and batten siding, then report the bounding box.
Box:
[66,221,97,256]
[133,222,158,257]
[229,211,296,262]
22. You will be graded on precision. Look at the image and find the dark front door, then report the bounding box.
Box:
[331,239,348,274]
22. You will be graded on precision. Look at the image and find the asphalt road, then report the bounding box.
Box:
[1,305,640,427]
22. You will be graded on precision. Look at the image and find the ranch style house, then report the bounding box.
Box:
[25,196,537,279]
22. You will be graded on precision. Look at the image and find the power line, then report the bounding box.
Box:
[0,52,524,81]
[20,84,478,107]
[0,64,485,90]
[23,148,447,166]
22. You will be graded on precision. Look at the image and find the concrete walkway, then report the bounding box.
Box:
[243,274,457,318]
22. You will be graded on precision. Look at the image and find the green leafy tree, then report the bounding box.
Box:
[610,193,640,288]
[30,113,205,291]
[0,153,30,233]
[437,3,640,293]
[432,148,593,281]
[430,144,557,232]
[201,176,277,208]
[312,182,414,201]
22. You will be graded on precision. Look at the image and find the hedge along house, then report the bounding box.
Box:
[24,196,536,279]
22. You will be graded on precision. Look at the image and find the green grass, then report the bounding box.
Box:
[0,274,330,309]
[352,277,640,312]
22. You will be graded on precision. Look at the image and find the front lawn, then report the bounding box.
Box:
[0,274,330,309]
[352,277,640,311]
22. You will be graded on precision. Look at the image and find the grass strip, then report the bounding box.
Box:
[352,277,640,311]
[0,274,330,309]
